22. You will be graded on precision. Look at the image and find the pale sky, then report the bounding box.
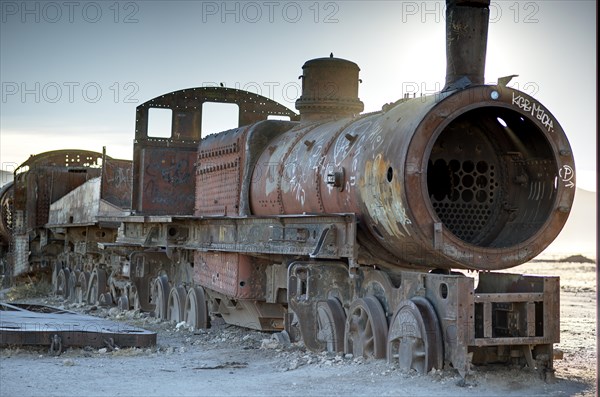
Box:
[0,1,596,191]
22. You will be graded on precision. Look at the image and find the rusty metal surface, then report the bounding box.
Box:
[444,0,491,89]
[251,117,368,216]
[295,56,364,121]
[216,298,285,331]
[135,87,299,140]
[7,150,107,278]
[13,150,104,231]
[287,261,558,376]
[245,0,573,272]
[344,296,388,359]
[101,157,133,209]
[0,303,156,350]
[387,297,444,373]
[194,252,266,300]
[132,87,298,216]
[406,87,574,269]
[196,127,247,216]
[109,214,357,261]
[287,261,351,351]
[47,178,130,227]
[196,120,296,217]
[0,181,13,246]
[472,272,560,346]
[423,272,473,376]
[0,0,570,379]
[250,121,326,215]
[133,145,197,215]
[250,83,575,271]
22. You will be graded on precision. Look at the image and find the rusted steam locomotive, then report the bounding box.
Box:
[0,0,575,378]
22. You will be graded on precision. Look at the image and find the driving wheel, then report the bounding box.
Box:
[387,297,443,373]
[184,286,209,330]
[316,298,346,353]
[167,286,187,323]
[151,275,169,320]
[344,296,388,359]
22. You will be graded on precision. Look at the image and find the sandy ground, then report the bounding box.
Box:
[0,260,596,397]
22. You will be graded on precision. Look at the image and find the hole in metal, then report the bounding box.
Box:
[427,107,557,247]
[387,167,394,183]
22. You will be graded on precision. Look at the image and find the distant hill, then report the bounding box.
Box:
[0,170,12,187]
[542,188,597,259]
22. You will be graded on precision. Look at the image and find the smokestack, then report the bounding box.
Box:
[444,0,491,91]
[295,56,364,121]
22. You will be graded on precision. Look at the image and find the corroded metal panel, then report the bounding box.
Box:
[134,87,298,142]
[194,252,266,300]
[195,128,245,216]
[132,87,298,216]
[47,177,130,227]
[134,146,196,215]
[13,150,104,232]
[47,178,101,226]
[101,158,133,209]
[287,261,350,351]
[111,214,357,261]
[471,272,559,346]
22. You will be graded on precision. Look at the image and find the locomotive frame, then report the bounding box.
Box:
[0,0,573,381]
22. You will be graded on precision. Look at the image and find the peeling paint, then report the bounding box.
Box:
[362,154,411,240]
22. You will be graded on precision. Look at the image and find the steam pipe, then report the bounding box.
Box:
[444,0,491,90]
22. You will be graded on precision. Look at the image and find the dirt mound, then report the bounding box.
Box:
[560,254,595,263]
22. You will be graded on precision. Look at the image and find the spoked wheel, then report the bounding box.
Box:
[56,268,71,298]
[51,262,62,294]
[118,282,136,311]
[184,286,209,330]
[167,286,187,323]
[117,295,130,311]
[387,297,443,374]
[344,296,388,359]
[99,292,113,306]
[67,270,79,303]
[151,275,169,320]
[316,298,346,353]
[135,278,154,312]
[76,271,90,304]
[129,284,141,311]
[87,269,107,305]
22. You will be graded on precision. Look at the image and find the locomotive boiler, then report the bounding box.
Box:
[0,0,574,379]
